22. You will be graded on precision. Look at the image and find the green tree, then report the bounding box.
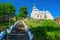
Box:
[19,6,28,19]
[6,3,16,17]
[0,3,6,25]
[0,3,16,31]
[0,3,5,16]
[15,14,19,21]
[0,3,16,25]
[5,3,16,25]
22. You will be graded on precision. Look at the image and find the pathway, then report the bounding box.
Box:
[2,21,29,40]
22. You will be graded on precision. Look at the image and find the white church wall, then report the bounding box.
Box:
[46,11,54,20]
[31,5,54,20]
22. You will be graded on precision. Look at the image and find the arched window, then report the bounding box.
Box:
[37,15,39,17]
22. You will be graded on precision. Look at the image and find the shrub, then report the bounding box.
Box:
[25,19,60,40]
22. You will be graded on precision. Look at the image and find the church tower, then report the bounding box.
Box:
[32,4,39,11]
[31,4,40,19]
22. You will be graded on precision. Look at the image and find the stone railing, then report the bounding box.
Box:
[23,21,34,40]
[7,21,19,33]
[0,31,5,40]
[0,21,19,40]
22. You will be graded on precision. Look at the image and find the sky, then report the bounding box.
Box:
[0,0,60,18]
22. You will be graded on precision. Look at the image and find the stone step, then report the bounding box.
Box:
[2,21,29,40]
[3,35,29,40]
[8,34,27,36]
[11,29,26,34]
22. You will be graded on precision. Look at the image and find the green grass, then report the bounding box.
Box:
[25,19,60,40]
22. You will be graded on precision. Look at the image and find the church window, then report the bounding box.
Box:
[37,15,39,17]
[40,15,42,18]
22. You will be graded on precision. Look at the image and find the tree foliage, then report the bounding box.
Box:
[0,3,16,31]
[19,6,28,18]
[0,3,16,21]
[0,3,5,16]
[6,3,16,16]
[0,3,16,17]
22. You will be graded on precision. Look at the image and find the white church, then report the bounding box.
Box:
[31,4,54,20]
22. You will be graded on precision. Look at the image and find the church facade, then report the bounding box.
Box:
[31,5,54,20]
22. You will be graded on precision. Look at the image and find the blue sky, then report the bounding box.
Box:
[0,0,60,18]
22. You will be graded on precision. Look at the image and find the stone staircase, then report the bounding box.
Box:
[2,21,29,40]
